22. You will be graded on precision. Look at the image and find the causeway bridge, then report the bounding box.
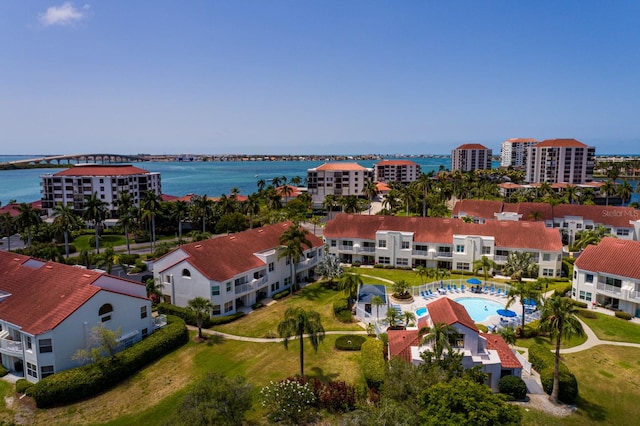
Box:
[1,153,145,166]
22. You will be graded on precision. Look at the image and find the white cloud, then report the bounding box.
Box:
[39,2,86,27]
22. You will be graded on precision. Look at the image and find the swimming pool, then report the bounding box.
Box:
[454,297,505,322]
[416,307,428,317]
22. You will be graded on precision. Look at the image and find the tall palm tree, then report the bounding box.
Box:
[399,184,415,216]
[340,195,361,214]
[506,281,541,331]
[338,273,363,308]
[402,311,416,328]
[83,193,108,254]
[616,180,633,204]
[277,307,325,377]
[52,203,80,258]
[278,225,312,294]
[503,251,538,282]
[362,179,379,215]
[417,172,434,217]
[563,185,579,205]
[256,178,266,193]
[171,200,189,240]
[539,295,584,404]
[0,213,15,251]
[244,193,261,229]
[145,277,165,304]
[371,295,385,321]
[191,194,214,232]
[187,296,214,339]
[279,185,294,205]
[289,176,302,187]
[141,191,162,252]
[322,194,337,220]
[472,256,498,285]
[415,265,429,285]
[600,180,615,206]
[421,322,457,360]
[16,203,42,247]
[115,191,136,255]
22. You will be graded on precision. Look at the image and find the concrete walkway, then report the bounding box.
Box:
[186,325,368,343]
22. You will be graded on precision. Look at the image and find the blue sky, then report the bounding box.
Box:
[1,1,639,155]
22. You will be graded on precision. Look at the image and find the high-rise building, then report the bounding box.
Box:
[374,160,421,184]
[306,162,373,205]
[525,139,595,184]
[451,144,492,172]
[500,138,538,168]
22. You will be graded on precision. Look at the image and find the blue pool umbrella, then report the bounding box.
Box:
[497,309,517,317]
[467,278,481,285]
[524,298,537,306]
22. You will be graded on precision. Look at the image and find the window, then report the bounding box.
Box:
[226,282,232,292]
[585,274,594,283]
[617,229,630,236]
[455,245,465,253]
[141,328,148,338]
[286,258,290,265]
[211,285,220,296]
[39,338,53,353]
[40,365,54,379]
[573,271,577,279]
[27,362,38,378]
[164,274,172,284]
[224,301,233,313]
[482,246,491,255]
[585,292,592,302]
[543,253,550,261]
[576,224,582,229]
[449,333,465,349]
[284,277,291,286]
[572,287,576,297]
[269,262,275,272]
[605,277,622,288]
[543,268,554,277]
[378,256,390,265]
[396,258,408,266]
[401,241,410,249]
[212,305,221,315]
[181,268,191,278]
[26,336,32,350]
[140,306,148,319]
[378,240,387,248]
[330,240,337,247]
[99,304,113,315]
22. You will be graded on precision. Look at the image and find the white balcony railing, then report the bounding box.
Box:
[339,245,354,251]
[494,255,508,262]
[360,246,376,253]
[597,282,622,296]
[235,276,267,294]
[437,251,453,258]
[296,257,318,272]
[412,250,429,256]
[0,337,23,354]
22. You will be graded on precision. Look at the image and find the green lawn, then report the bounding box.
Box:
[72,234,127,251]
[580,311,640,343]
[212,281,362,337]
[346,267,494,288]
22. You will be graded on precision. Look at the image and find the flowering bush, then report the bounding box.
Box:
[260,379,316,424]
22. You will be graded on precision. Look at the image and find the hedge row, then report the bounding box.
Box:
[361,339,385,389]
[528,343,578,404]
[0,364,8,377]
[335,335,366,351]
[209,312,245,326]
[30,315,188,408]
[615,311,632,320]
[273,290,290,300]
[156,303,245,327]
[498,375,527,400]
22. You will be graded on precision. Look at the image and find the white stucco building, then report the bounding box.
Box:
[0,251,156,383]
[153,222,324,316]
[373,160,421,184]
[525,138,596,184]
[500,138,538,168]
[324,214,563,278]
[41,164,162,216]
[451,144,492,172]
[306,162,374,206]
[573,237,640,317]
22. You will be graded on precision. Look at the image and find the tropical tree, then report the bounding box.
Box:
[278,225,312,294]
[372,295,385,320]
[499,327,517,346]
[280,185,294,205]
[340,195,362,214]
[385,307,403,329]
[338,272,363,307]
[502,251,538,282]
[322,194,337,220]
[421,322,457,360]
[244,193,261,229]
[315,255,343,286]
[403,311,416,328]
[573,225,614,251]
[83,193,108,254]
[392,279,410,299]
[16,203,42,247]
[472,256,498,284]
[52,203,80,258]
[415,265,429,285]
[256,178,266,192]
[141,191,162,251]
[539,295,585,404]
[417,172,434,217]
[171,200,189,240]
[145,277,165,303]
[115,191,136,254]
[506,281,541,331]
[0,213,15,251]
[616,180,633,204]
[96,245,117,274]
[362,179,379,215]
[563,185,579,205]
[188,296,213,339]
[277,307,325,377]
[600,180,616,206]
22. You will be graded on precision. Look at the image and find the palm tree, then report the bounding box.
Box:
[290,176,302,187]
[279,185,294,205]
[421,322,457,360]
[244,193,261,229]
[371,295,385,320]
[472,256,498,285]
[187,296,214,339]
[277,307,325,377]
[403,311,416,328]
[256,178,266,193]
[340,195,361,214]
[385,307,403,329]
[115,192,136,254]
[528,211,543,221]
[16,203,42,247]
[399,184,415,216]
[191,194,214,232]
[322,194,337,220]
[417,172,434,217]
[338,273,363,308]
[415,265,429,285]
[0,213,15,251]
[564,185,579,205]
[168,200,188,240]
[503,251,538,282]
[573,225,614,251]
[616,180,633,204]
[52,203,80,258]
[83,193,108,254]
[506,281,541,331]
[141,191,162,252]
[600,180,615,206]
[539,295,585,404]
[145,277,165,304]
[362,179,379,215]
[278,225,312,295]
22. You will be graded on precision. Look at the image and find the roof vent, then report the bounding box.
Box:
[83,274,91,278]
[229,236,236,240]
[195,244,202,248]
[258,229,264,233]
[46,265,53,269]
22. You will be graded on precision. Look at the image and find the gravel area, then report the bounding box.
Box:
[514,394,576,417]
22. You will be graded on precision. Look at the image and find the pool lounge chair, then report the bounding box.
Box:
[489,286,496,295]
[495,288,503,297]
[447,284,452,293]
[429,289,438,298]
[460,284,465,292]
[483,285,489,293]
[452,284,459,292]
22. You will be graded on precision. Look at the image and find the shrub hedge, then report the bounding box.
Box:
[157,303,212,328]
[0,364,8,377]
[15,379,33,395]
[529,343,578,404]
[615,311,632,320]
[361,340,385,389]
[30,315,188,408]
[336,310,353,323]
[209,312,245,326]
[498,375,527,400]
[578,309,598,319]
[333,298,349,316]
[273,290,289,300]
[334,335,366,351]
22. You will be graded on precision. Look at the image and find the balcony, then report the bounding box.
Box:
[437,251,453,258]
[296,257,318,271]
[0,337,23,355]
[628,290,640,301]
[360,246,376,253]
[339,245,355,252]
[493,255,508,262]
[412,250,429,257]
[235,276,267,294]
[597,282,622,296]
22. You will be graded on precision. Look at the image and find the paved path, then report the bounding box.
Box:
[186,325,368,343]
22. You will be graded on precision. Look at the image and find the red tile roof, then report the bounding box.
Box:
[276,185,303,197]
[55,164,152,176]
[0,201,43,217]
[161,194,179,201]
[314,162,369,171]
[506,138,538,143]
[388,329,421,362]
[535,138,588,148]
[324,214,562,251]
[575,237,640,280]
[160,222,324,282]
[428,298,478,332]
[452,200,504,218]
[455,144,490,150]
[0,252,146,335]
[376,182,391,192]
[376,160,419,166]
[480,333,522,369]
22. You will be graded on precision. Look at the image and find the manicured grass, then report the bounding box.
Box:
[580,311,640,343]
[346,267,490,288]
[0,380,14,423]
[212,281,363,337]
[72,234,127,251]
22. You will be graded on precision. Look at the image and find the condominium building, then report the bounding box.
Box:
[500,138,538,168]
[525,139,595,184]
[373,160,421,184]
[451,144,492,172]
[324,214,563,278]
[306,162,373,205]
[41,164,161,216]
[0,251,157,383]
[573,237,640,317]
[153,222,324,316]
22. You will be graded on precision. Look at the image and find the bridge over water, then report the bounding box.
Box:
[1,153,145,166]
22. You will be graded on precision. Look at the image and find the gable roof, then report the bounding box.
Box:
[505,138,538,143]
[452,200,505,218]
[313,162,369,171]
[357,284,387,303]
[324,214,562,252]
[535,138,588,148]
[428,298,478,332]
[455,144,490,150]
[575,237,640,280]
[388,329,421,362]
[480,333,522,369]
[0,252,145,335]
[161,222,324,282]
[54,164,152,176]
